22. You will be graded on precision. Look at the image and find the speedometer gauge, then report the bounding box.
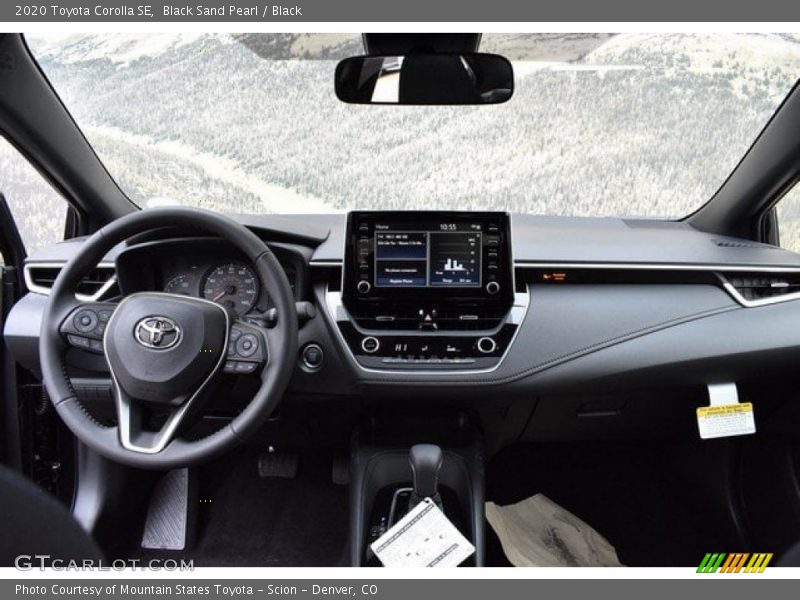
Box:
[202,262,259,316]
[163,274,193,295]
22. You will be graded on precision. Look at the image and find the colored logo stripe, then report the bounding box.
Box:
[697,553,725,573]
[697,553,772,573]
[745,553,773,573]
[720,553,749,573]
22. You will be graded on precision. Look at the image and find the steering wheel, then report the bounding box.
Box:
[39,208,298,469]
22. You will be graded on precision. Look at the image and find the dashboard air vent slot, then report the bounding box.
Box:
[25,263,118,301]
[76,267,116,296]
[724,272,800,304]
[350,306,505,331]
[26,266,61,289]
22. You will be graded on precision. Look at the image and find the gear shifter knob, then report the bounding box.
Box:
[409,444,443,508]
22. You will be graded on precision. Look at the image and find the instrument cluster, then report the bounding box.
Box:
[162,261,261,316]
[158,258,296,317]
[110,238,306,322]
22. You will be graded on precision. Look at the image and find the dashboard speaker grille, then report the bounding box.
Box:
[715,240,767,249]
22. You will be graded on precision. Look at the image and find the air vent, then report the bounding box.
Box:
[724,272,800,305]
[715,240,766,249]
[75,267,117,296]
[350,306,506,331]
[25,263,117,301]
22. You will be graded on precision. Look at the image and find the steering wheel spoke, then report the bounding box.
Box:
[223,319,269,376]
[115,385,194,454]
[59,301,118,354]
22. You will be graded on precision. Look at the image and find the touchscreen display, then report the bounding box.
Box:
[374,223,482,288]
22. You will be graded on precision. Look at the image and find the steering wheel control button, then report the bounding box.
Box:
[236,334,259,358]
[67,334,91,350]
[223,360,258,374]
[477,337,497,354]
[229,327,243,341]
[234,361,258,374]
[74,310,98,333]
[98,309,113,322]
[486,281,500,295]
[361,336,380,354]
[357,280,372,294]
[302,343,324,370]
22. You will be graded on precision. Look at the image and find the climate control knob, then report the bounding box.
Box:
[477,337,497,354]
[361,336,380,354]
[486,281,500,295]
[357,280,372,294]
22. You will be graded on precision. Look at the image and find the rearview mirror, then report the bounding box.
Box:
[335,53,514,105]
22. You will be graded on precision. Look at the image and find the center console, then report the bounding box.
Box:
[330,211,525,371]
[348,413,486,567]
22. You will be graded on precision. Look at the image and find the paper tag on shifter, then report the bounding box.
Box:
[370,497,475,567]
[697,383,755,439]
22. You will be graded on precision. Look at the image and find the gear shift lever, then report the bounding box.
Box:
[409,444,443,509]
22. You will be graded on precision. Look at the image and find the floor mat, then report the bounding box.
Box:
[131,449,349,567]
[486,442,730,566]
[486,494,622,567]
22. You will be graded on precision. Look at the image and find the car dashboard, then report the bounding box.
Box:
[7,211,800,444]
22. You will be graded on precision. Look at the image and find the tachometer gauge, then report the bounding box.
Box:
[163,274,193,295]
[202,262,259,316]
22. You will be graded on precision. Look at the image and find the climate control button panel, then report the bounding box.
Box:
[336,322,517,370]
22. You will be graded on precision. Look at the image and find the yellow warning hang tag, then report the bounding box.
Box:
[697,383,756,440]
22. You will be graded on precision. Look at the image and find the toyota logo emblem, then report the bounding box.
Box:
[134,317,182,350]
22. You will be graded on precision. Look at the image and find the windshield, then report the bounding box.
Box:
[26,33,800,218]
